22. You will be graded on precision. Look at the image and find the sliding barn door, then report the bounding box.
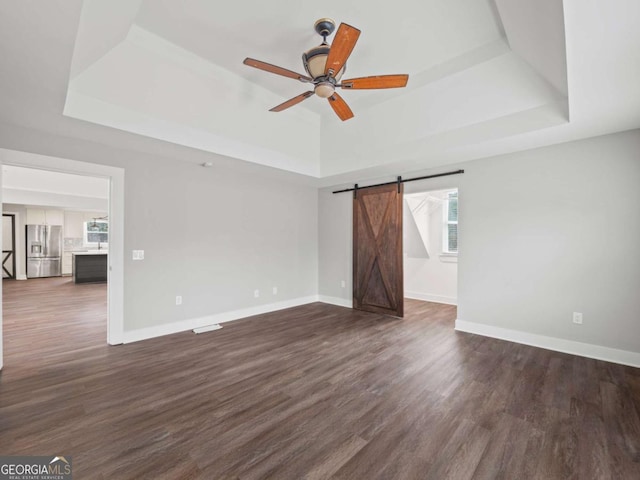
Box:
[353,183,404,317]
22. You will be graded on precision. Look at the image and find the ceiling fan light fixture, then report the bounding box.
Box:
[314,82,335,98]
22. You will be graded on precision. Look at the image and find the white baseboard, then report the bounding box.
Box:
[455,319,640,368]
[405,291,457,305]
[318,295,353,308]
[16,274,27,281]
[122,295,318,343]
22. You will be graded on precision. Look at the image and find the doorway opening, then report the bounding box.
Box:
[0,148,124,370]
[2,214,16,279]
[403,188,458,306]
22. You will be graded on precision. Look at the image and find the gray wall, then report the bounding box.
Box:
[2,120,639,356]
[0,123,318,332]
[122,156,318,330]
[320,129,640,354]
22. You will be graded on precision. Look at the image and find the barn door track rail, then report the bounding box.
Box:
[332,169,464,198]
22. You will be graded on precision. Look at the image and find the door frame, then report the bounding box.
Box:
[0,148,125,370]
[402,188,459,306]
[2,213,16,279]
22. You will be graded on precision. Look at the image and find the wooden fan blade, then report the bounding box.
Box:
[328,92,354,121]
[324,23,361,77]
[270,91,314,112]
[341,74,409,89]
[243,58,312,82]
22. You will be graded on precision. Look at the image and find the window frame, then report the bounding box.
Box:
[442,190,458,255]
[83,220,109,247]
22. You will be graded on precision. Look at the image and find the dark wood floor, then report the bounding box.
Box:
[1,278,640,479]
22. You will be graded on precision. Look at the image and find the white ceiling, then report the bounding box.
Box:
[0,0,638,185]
[1,164,109,211]
[2,165,108,199]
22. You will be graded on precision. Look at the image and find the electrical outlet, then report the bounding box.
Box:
[341,280,346,288]
[573,312,583,324]
[254,289,260,298]
[176,295,182,306]
[272,286,278,295]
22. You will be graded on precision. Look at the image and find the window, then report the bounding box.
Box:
[84,220,108,246]
[443,191,458,254]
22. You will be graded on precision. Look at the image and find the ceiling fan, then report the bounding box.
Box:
[243,18,409,121]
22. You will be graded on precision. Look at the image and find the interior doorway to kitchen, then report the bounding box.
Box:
[0,148,124,370]
[403,188,458,306]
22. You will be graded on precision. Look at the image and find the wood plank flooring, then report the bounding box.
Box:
[1,277,640,479]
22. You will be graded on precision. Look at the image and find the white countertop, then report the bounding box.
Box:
[71,251,108,255]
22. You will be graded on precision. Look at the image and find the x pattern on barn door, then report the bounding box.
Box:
[353,184,403,317]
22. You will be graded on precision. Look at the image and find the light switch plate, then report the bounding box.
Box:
[132,250,144,260]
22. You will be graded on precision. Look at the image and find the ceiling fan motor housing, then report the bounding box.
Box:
[302,45,345,81]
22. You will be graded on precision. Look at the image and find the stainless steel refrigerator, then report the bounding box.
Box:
[26,224,63,278]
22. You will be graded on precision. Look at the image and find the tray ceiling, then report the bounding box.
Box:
[1,1,638,184]
[64,0,568,177]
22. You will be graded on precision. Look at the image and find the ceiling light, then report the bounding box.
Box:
[315,82,335,98]
[302,45,345,81]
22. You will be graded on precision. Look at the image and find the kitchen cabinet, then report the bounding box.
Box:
[72,252,107,283]
[26,209,64,226]
[64,211,84,238]
[62,252,73,275]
